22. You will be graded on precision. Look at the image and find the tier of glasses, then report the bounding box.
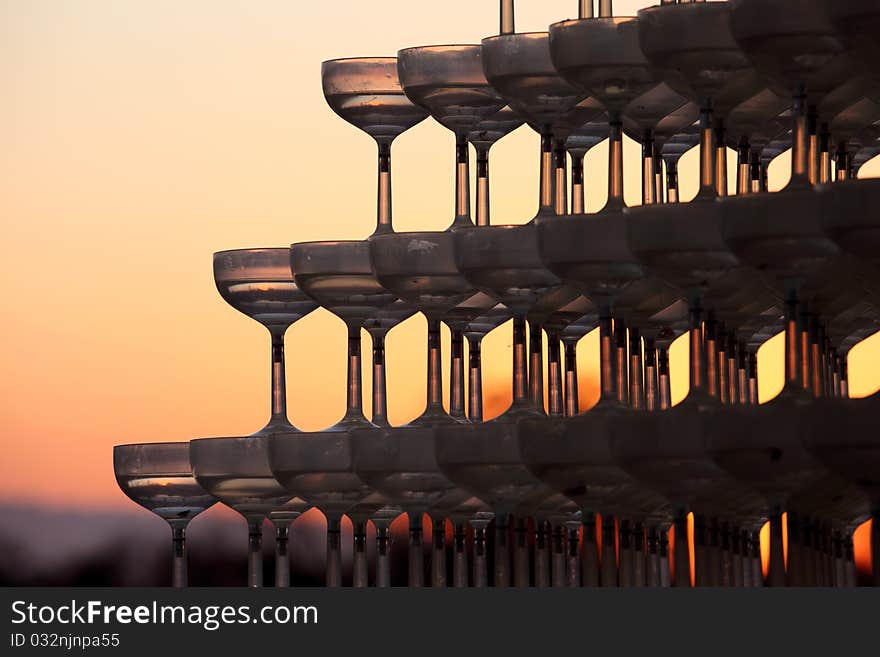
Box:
[115,0,880,588]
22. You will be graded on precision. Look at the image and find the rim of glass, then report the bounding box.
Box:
[291,239,365,249]
[213,247,288,257]
[322,56,399,66]
[189,435,259,446]
[482,31,550,41]
[550,16,636,30]
[398,44,482,54]
[114,441,189,450]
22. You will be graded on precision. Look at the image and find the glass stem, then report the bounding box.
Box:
[453,522,468,587]
[343,324,365,423]
[528,320,544,411]
[750,150,762,193]
[452,134,472,227]
[599,0,613,18]
[554,138,568,215]
[171,524,187,588]
[426,319,444,415]
[808,105,819,185]
[607,119,624,210]
[375,524,392,588]
[646,527,660,587]
[714,120,727,196]
[431,516,447,587]
[615,319,629,406]
[727,334,738,404]
[654,143,664,204]
[500,0,515,34]
[819,124,831,184]
[514,517,530,588]
[642,129,656,205]
[644,337,657,411]
[534,521,550,588]
[736,138,750,195]
[248,519,263,588]
[600,516,617,587]
[274,521,291,588]
[352,519,368,588]
[512,317,529,407]
[408,512,424,587]
[449,328,466,420]
[749,352,759,404]
[371,331,389,427]
[475,145,491,226]
[784,294,803,392]
[570,151,585,214]
[768,512,786,587]
[665,157,679,203]
[563,339,579,416]
[660,528,671,587]
[693,521,709,587]
[800,307,811,395]
[706,313,720,399]
[689,301,709,396]
[494,515,510,587]
[547,333,563,417]
[629,327,643,410]
[473,523,488,588]
[618,519,633,587]
[835,143,849,181]
[790,86,810,187]
[326,515,342,587]
[266,327,289,431]
[374,140,393,234]
[673,514,690,587]
[698,102,717,198]
[550,523,565,588]
[539,131,555,214]
[579,0,594,18]
[567,524,581,586]
[599,315,617,404]
[582,514,600,587]
[658,345,671,410]
[467,335,484,422]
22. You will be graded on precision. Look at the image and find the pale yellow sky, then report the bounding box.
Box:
[1,0,878,508]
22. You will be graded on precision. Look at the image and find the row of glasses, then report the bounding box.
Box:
[271,56,430,587]
[114,0,880,587]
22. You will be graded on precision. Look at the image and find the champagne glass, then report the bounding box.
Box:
[213,248,318,435]
[190,435,309,587]
[114,442,217,587]
[204,247,318,586]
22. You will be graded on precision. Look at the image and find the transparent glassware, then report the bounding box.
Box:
[190,435,309,588]
[213,248,318,435]
[706,0,859,586]
[269,56,428,587]
[353,44,506,588]
[114,442,217,588]
[206,247,319,587]
[521,14,666,588]
[436,27,589,588]
[468,106,525,226]
[601,2,785,588]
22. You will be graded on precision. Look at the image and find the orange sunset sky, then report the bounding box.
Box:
[2,0,879,527]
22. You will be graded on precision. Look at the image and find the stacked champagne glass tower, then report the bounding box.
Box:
[114,0,880,588]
